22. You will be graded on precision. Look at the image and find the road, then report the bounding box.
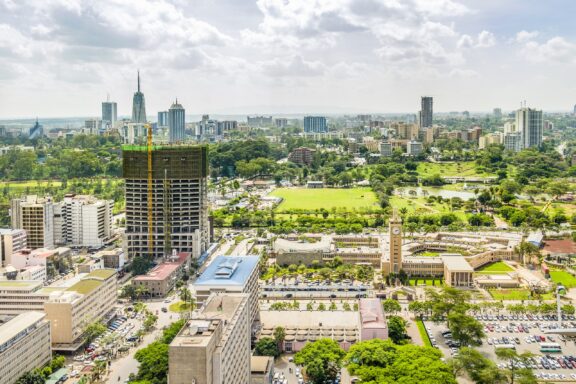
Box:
[106,296,180,382]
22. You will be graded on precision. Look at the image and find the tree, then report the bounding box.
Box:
[16,371,45,384]
[387,315,408,344]
[84,321,107,344]
[455,347,506,384]
[382,298,401,314]
[274,326,286,353]
[447,312,484,347]
[495,348,536,384]
[255,337,280,357]
[562,304,575,315]
[426,287,471,325]
[132,256,152,276]
[344,339,457,384]
[294,338,346,384]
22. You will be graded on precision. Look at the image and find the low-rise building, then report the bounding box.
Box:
[93,248,125,270]
[379,142,392,157]
[407,140,423,156]
[251,356,274,384]
[132,252,189,297]
[0,280,50,315]
[288,147,315,165]
[44,269,117,348]
[194,255,260,324]
[0,229,27,268]
[359,298,388,341]
[169,293,251,384]
[0,312,52,384]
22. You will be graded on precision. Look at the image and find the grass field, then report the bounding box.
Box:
[270,187,379,211]
[409,278,444,286]
[416,161,493,177]
[477,261,514,273]
[169,301,194,313]
[488,289,554,301]
[416,319,432,347]
[414,251,440,257]
[550,270,576,288]
[389,196,468,221]
[0,180,63,193]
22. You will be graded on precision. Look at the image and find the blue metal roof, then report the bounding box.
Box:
[195,255,259,287]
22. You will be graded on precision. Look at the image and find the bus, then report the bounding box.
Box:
[540,343,562,353]
[495,344,516,351]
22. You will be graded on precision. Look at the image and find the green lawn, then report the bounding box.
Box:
[389,196,468,221]
[414,251,440,257]
[550,270,576,288]
[409,278,443,286]
[477,261,514,273]
[270,187,379,211]
[416,161,493,177]
[488,289,554,301]
[416,319,432,347]
[169,301,194,313]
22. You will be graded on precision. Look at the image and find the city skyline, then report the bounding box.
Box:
[0,0,576,118]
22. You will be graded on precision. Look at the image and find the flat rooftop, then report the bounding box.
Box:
[260,310,359,328]
[0,311,45,346]
[195,255,259,287]
[251,356,273,374]
[0,280,43,290]
[359,298,386,329]
[441,254,474,272]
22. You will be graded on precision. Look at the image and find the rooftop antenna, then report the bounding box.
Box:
[137,70,141,93]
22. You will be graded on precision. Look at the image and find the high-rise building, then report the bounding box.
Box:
[102,100,118,129]
[380,142,392,157]
[53,195,113,248]
[573,104,576,115]
[84,118,102,135]
[10,196,54,249]
[28,119,44,140]
[303,116,327,133]
[131,71,147,124]
[388,209,402,274]
[168,100,186,143]
[0,312,52,384]
[157,111,168,127]
[169,293,251,384]
[122,145,209,260]
[247,116,273,127]
[0,229,27,268]
[515,107,543,149]
[493,108,502,119]
[275,118,288,128]
[419,96,433,129]
[503,132,522,152]
[288,147,315,165]
[194,255,260,324]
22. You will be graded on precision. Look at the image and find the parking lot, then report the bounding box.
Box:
[423,313,576,381]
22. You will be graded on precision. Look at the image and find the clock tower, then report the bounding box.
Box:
[388,208,403,274]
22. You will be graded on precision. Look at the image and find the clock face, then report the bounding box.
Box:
[392,227,400,235]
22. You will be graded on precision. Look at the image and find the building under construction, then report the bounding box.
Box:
[122,144,209,260]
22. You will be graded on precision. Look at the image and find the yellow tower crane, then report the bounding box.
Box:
[146,124,154,258]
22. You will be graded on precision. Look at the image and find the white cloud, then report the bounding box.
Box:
[515,30,539,43]
[458,30,495,49]
[520,36,576,63]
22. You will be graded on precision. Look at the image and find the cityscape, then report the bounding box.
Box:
[2,1,576,384]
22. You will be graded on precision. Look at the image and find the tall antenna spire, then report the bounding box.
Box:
[137,70,140,93]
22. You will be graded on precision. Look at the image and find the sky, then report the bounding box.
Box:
[0,0,576,118]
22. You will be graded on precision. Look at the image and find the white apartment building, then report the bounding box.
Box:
[0,229,27,267]
[0,312,52,384]
[11,196,54,249]
[169,293,251,384]
[516,107,543,149]
[379,142,392,157]
[54,195,113,247]
[44,269,117,347]
[0,280,49,315]
[407,140,423,156]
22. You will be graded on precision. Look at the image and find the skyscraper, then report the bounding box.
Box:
[515,107,543,149]
[303,116,327,133]
[131,71,147,124]
[122,145,209,260]
[102,99,117,129]
[29,119,43,139]
[157,111,168,127]
[168,100,185,143]
[419,96,433,129]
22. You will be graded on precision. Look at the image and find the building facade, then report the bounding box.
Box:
[388,210,402,274]
[0,312,52,384]
[168,100,186,143]
[132,71,147,124]
[157,111,169,127]
[0,229,27,268]
[53,195,113,248]
[102,101,118,129]
[11,196,54,249]
[122,145,209,259]
[132,252,189,297]
[288,147,315,165]
[516,107,543,149]
[303,116,327,133]
[419,96,433,129]
[407,140,423,156]
[169,293,251,384]
[194,255,260,324]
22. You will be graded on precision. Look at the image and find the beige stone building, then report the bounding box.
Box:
[44,269,117,347]
[132,252,188,297]
[251,356,274,384]
[0,312,51,384]
[0,280,50,315]
[169,293,251,384]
